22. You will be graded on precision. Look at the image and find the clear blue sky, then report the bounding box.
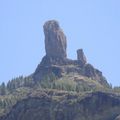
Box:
[0,0,120,86]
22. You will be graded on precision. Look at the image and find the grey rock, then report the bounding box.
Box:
[84,64,96,78]
[77,49,87,64]
[44,20,67,58]
[33,20,110,88]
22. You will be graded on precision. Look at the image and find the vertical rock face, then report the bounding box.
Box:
[77,49,87,64]
[44,20,67,58]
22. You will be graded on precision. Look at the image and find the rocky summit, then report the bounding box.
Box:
[0,20,120,120]
[33,20,109,88]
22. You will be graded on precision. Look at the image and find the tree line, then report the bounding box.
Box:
[0,76,34,95]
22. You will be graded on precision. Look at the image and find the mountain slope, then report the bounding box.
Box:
[1,90,120,120]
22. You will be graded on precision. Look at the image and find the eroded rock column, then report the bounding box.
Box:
[77,49,87,64]
[43,20,67,58]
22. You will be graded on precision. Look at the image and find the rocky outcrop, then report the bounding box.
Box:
[44,20,67,58]
[77,49,87,65]
[33,20,110,88]
[1,91,120,120]
[0,20,119,120]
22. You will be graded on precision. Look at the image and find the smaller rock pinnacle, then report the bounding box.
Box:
[77,49,87,64]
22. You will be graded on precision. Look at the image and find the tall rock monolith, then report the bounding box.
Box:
[43,20,67,58]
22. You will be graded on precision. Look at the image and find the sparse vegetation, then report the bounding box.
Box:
[0,73,119,117]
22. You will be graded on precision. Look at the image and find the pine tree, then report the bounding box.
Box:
[0,82,6,95]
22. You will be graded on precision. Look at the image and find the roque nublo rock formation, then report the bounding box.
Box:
[33,20,109,87]
[1,20,120,120]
